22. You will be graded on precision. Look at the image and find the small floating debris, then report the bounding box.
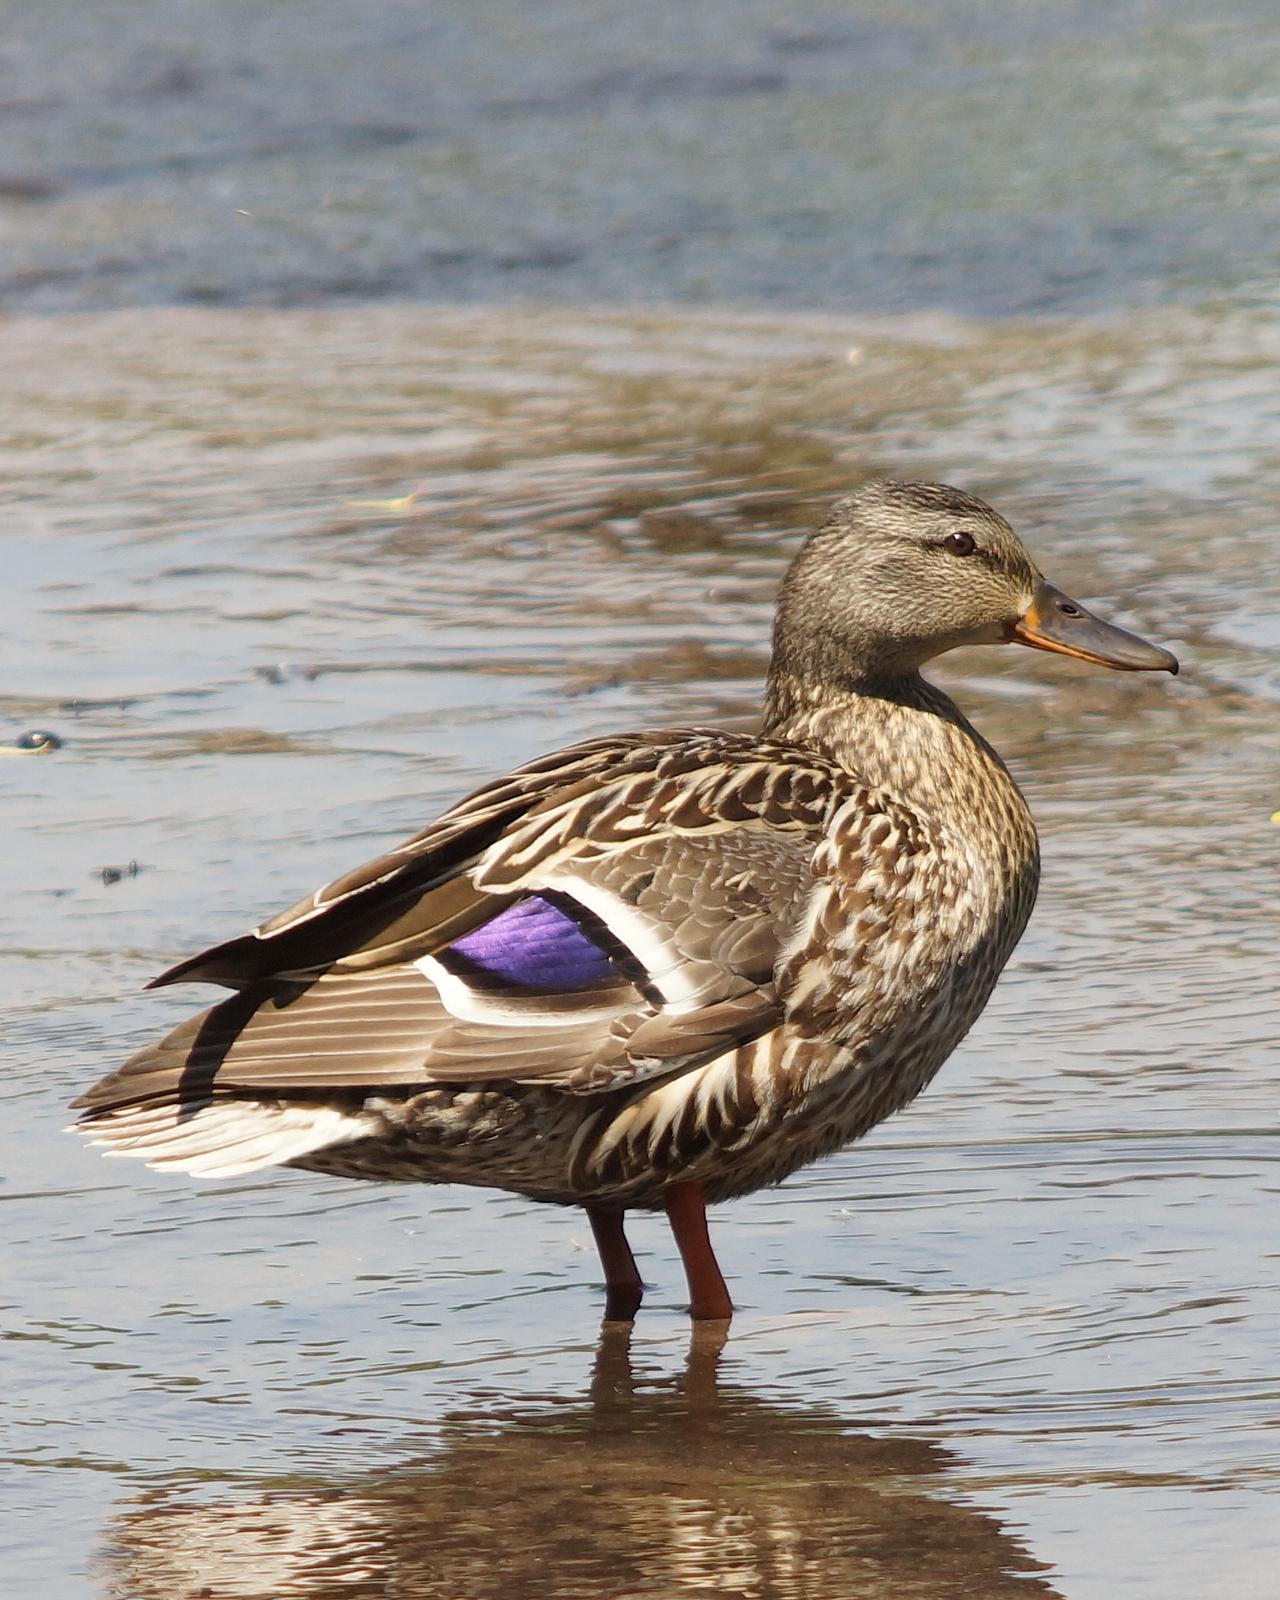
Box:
[99,861,141,886]
[1,728,64,754]
[350,491,420,512]
[59,696,138,713]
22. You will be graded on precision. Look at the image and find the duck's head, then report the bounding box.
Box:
[771,481,1178,693]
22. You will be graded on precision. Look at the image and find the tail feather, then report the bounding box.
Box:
[72,1097,381,1179]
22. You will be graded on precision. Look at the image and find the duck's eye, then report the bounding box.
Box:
[943,530,976,557]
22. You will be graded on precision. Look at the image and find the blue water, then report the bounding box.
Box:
[3,0,1280,318]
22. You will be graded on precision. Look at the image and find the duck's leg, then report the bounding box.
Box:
[586,1205,644,1322]
[664,1180,733,1322]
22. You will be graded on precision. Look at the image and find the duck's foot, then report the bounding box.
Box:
[586,1205,644,1323]
[664,1180,733,1323]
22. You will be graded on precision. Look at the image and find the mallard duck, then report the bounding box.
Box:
[73,482,1177,1322]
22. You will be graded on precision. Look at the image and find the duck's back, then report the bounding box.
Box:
[72,699,1038,1207]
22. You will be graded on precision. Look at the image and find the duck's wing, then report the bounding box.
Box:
[74,732,842,1135]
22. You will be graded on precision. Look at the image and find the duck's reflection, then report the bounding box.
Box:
[100,1329,1059,1599]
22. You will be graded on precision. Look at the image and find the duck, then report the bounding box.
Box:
[72,482,1178,1323]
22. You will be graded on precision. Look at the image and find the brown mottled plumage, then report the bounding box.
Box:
[73,482,1177,1322]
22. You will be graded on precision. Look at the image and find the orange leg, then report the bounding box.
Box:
[664,1180,733,1322]
[586,1206,644,1322]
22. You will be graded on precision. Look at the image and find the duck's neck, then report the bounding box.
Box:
[764,666,1013,814]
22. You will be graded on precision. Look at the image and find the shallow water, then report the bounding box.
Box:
[5,0,1280,1591]
[2,303,1277,1598]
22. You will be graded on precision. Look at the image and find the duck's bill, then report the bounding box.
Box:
[1009,581,1178,674]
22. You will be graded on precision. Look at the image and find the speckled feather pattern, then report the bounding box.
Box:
[286,686,1039,1208]
[74,692,1038,1205]
[74,483,1074,1224]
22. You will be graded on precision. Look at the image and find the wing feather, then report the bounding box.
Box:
[76,730,847,1145]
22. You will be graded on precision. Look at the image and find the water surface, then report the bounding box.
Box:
[6,0,1280,318]
[4,2,1280,1594]
[2,303,1276,1598]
